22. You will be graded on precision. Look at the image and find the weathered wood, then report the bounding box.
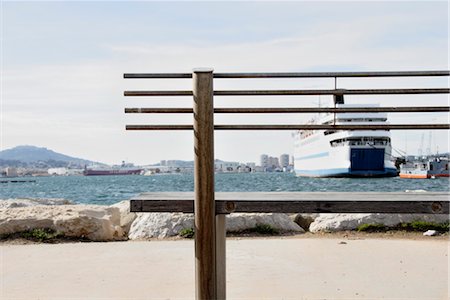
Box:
[192,68,216,300]
[126,125,193,130]
[123,88,449,97]
[130,192,450,214]
[124,90,192,96]
[126,124,450,131]
[213,88,450,96]
[216,214,226,300]
[123,70,450,79]
[124,73,192,78]
[213,70,450,78]
[213,124,450,130]
[125,106,450,114]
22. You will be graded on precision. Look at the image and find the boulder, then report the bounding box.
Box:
[291,213,320,231]
[309,213,449,233]
[0,204,125,241]
[226,213,304,233]
[110,200,137,234]
[128,213,194,239]
[128,212,303,239]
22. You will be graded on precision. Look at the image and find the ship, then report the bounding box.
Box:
[399,156,449,179]
[83,161,143,176]
[293,99,397,178]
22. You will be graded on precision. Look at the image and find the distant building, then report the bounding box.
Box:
[280,154,290,168]
[237,164,252,173]
[253,166,265,172]
[246,162,256,171]
[268,157,280,169]
[48,168,68,176]
[215,160,240,172]
[5,167,18,177]
[260,154,269,168]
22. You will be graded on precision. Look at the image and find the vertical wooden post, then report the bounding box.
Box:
[216,214,226,300]
[193,68,216,300]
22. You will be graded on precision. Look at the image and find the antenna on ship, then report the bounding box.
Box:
[404,132,408,156]
[426,131,432,156]
[418,133,425,157]
[318,95,322,118]
[333,77,344,104]
[332,77,344,125]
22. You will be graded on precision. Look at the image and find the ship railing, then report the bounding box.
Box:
[123,69,450,300]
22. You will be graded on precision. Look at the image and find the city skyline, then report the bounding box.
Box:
[1,1,448,165]
[0,143,293,167]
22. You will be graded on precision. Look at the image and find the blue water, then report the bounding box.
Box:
[0,173,448,205]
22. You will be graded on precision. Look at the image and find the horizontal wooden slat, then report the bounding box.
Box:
[130,192,449,214]
[213,88,450,96]
[127,125,194,130]
[125,106,450,114]
[213,71,450,78]
[124,90,192,96]
[213,124,450,130]
[123,70,450,79]
[124,88,450,97]
[126,124,450,130]
[126,108,193,113]
[124,73,192,79]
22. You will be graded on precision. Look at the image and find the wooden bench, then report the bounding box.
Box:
[124,69,450,300]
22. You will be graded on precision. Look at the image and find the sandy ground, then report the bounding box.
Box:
[1,236,449,300]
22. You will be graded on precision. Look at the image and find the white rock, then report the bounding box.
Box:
[309,213,449,233]
[226,213,304,233]
[128,213,194,239]
[110,200,137,234]
[423,230,438,236]
[128,212,303,239]
[0,205,125,241]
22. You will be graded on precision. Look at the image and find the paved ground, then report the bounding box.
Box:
[1,237,448,299]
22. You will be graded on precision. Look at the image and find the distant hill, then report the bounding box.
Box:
[0,145,97,168]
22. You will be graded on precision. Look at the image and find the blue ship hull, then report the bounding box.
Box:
[295,149,397,178]
[294,167,398,178]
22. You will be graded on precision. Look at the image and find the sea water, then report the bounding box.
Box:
[0,173,448,205]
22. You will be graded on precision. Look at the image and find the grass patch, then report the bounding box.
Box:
[399,221,449,232]
[357,223,387,232]
[179,228,195,238]
[0,228,64,243]
[357,221,449,233]
[247,224,279,235]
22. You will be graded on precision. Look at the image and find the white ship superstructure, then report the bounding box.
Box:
[293,103,397,177]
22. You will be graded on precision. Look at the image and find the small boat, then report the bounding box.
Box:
[399,157,449,179]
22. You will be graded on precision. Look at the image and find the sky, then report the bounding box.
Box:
[1,1,449,165]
